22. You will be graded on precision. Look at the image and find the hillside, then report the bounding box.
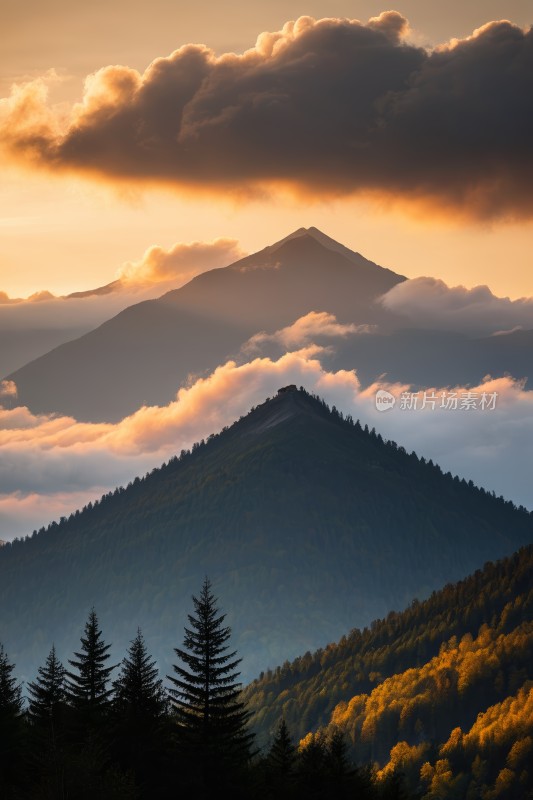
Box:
[0,388,531,685]
[244,544,533,797]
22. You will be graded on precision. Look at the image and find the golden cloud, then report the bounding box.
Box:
[244,311,375,351]
[1,15,532,219]
[117,238,245,285]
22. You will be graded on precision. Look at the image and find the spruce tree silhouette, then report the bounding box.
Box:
[0,644,24,797]
[63,610,123,797]
[168,577,255,794]
[0,643,23,717]
[27,645,66,724]
[27,646,67,800]
[113,628,167,721]
[267,718,296,776]
[263,718,297,798]
[112,628,169,793]
[66,609,115,715]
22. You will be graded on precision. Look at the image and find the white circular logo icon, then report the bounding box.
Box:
[375,389,396,412]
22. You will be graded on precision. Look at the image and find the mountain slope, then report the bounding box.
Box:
[243,544,533,797]
[326,327,533,389]
[6,228,405,421]
[0,325,89,377]
[0,388,531,685]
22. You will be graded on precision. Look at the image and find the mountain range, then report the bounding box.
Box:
[5,228,404,420]
[1,388,531,684]
[5,227,532,422]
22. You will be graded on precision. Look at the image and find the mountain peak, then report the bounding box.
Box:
[237,385,330,436]
[267,226,362,260]
[260,227,402,280]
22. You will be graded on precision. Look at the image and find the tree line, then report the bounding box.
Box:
[0,578,414,799]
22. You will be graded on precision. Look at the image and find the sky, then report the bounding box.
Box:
[0,1,532,541]
[0,0,532,298]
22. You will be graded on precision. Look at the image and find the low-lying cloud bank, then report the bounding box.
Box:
[1,13,532,219]
[0,237,244,376]
[380,277,533,334]
[0,237,243,311]
[0,343,531,541]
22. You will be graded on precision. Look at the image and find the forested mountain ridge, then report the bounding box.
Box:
[245,544,533,798]
[0,389,531,686]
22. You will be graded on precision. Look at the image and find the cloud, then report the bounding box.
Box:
[358,374,533,511]
[1,14,532,219]
[0,348,532,542]
[0,291,20,305]
[0,380,17,399]
[117,237,244,284]
[244,311,374,351]
[0,290,57,305]
[0,236,244,376]
[0,490,106,542]
[380,277,533,333]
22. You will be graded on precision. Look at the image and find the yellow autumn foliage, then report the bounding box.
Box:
[325,621,532,751]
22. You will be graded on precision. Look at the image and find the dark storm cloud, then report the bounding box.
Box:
[2,13,533,218]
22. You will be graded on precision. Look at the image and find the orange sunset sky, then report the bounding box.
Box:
[1,0,532,299]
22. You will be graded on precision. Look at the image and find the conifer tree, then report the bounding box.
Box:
[297,732,328,792]
[113,628,167,719]
[62,611,121,795]
[112,628,169,793]
[262,718,297,799]
[168,577,255,791]
[0,643,23,717]
[27,644,66,724]
[326,727,352,777]
[325,727,368,799]
[267,718,296,776]
[66,609,115,715]
[26,646,67,798]
[0,644,24,797]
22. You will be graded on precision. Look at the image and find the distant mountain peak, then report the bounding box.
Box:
[267,226,361,259]
[260,226,399,278]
